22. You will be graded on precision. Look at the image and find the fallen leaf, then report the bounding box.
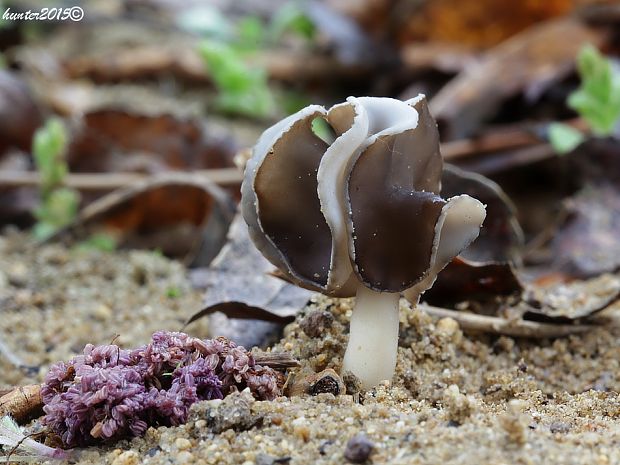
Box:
[187,214,313,347]
[423,257,523,307]
[552,183,620,278]
[399,0,573,48]
[442,164,524,263]
[50,175,235,264]
[522,272,620,321]
[68,109,236,174]
[430,18,605,139]
[0,70,42,156]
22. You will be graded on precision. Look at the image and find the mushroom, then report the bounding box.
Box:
[241,95,486,389]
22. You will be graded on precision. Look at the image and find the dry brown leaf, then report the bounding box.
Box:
[188,214,313,348]
[424,257,523,307]
[442,164,524,263]
[430,18,605,139]
[552,184,620,278]
[50,175,235,264]
[68,109,236,174]
[0,70,42,156]
[522,273,620,321]
[400,0,574,48]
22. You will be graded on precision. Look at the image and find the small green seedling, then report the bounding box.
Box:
[269,2,315,42]
[32,118,80,240]
[199,40,275,119]
[75,233,118,253]
[550,45,620,154]
[198,3,315,119]
[165,286,182,299]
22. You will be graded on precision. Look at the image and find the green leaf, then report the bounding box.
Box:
[32,222,58,241]
[32,118,68,193]
[548,123,585,154]
[198,40,275,118]
[76,233,118,252]
[166,286,182,299]
[568,45,620,136]
[237,16,266,48]
[269,3,315,42]
[311,117,336,144]
[42,188,79,223]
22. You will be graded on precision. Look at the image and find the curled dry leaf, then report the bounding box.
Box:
[522,272,620,322]
[0,71,42,227]
[430,18,605,139]
[68,109,236,174]
[423,165,524,307]
[552,183,620,278]
[423,257,523,307]
[0,70,43,156]
[49,175,235,264]
[187,214,313,348]
[399,0,573,48]
[441,164,524,263]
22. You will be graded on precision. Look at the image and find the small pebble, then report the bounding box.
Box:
[111,450,140,465]
[299,310,334,338]
[175,437,192,450]
[436,317,459,336]
[92,303,112,321]
[344,433,374,463]
[176,451,194,463]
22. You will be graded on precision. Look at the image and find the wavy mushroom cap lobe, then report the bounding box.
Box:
[346,96,446,292]
[242,95,486,301]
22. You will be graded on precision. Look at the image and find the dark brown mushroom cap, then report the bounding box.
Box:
[242,95,486,300]
[241,105,334,291]
[345,96,445,292]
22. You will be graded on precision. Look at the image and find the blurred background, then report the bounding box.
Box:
[0,0,619,278]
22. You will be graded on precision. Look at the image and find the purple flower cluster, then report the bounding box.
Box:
[41,331,283,448]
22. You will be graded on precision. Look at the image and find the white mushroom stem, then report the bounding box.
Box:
[342,285,401,389]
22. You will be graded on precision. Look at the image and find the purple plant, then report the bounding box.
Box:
[41,332,283,448]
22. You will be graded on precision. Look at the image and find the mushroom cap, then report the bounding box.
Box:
[241,95,486,301]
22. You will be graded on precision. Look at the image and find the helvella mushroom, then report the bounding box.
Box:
[241,95,486,389]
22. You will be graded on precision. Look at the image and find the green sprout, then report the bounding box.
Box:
[198,3,315,119]
[550,45,620,154]
[269,2,315,42]
[199,40,275,119]
[75,233,118,253]
[32,118,80,240]
[165,286,182,299]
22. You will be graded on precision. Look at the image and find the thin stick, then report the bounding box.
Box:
[0,168,243,190]
[420,304,594,338]
[253,352,301,370]
[0,119,584,191]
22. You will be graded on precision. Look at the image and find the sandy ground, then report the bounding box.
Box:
[1,231,620,464]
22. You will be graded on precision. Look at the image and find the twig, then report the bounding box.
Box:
[455,143,557,175]
[0,385,42,424]
[420,304,595,338]
[0,168,243,190]
[253,352,300,370]
[442,127,541,161]
[0,119,584,192]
